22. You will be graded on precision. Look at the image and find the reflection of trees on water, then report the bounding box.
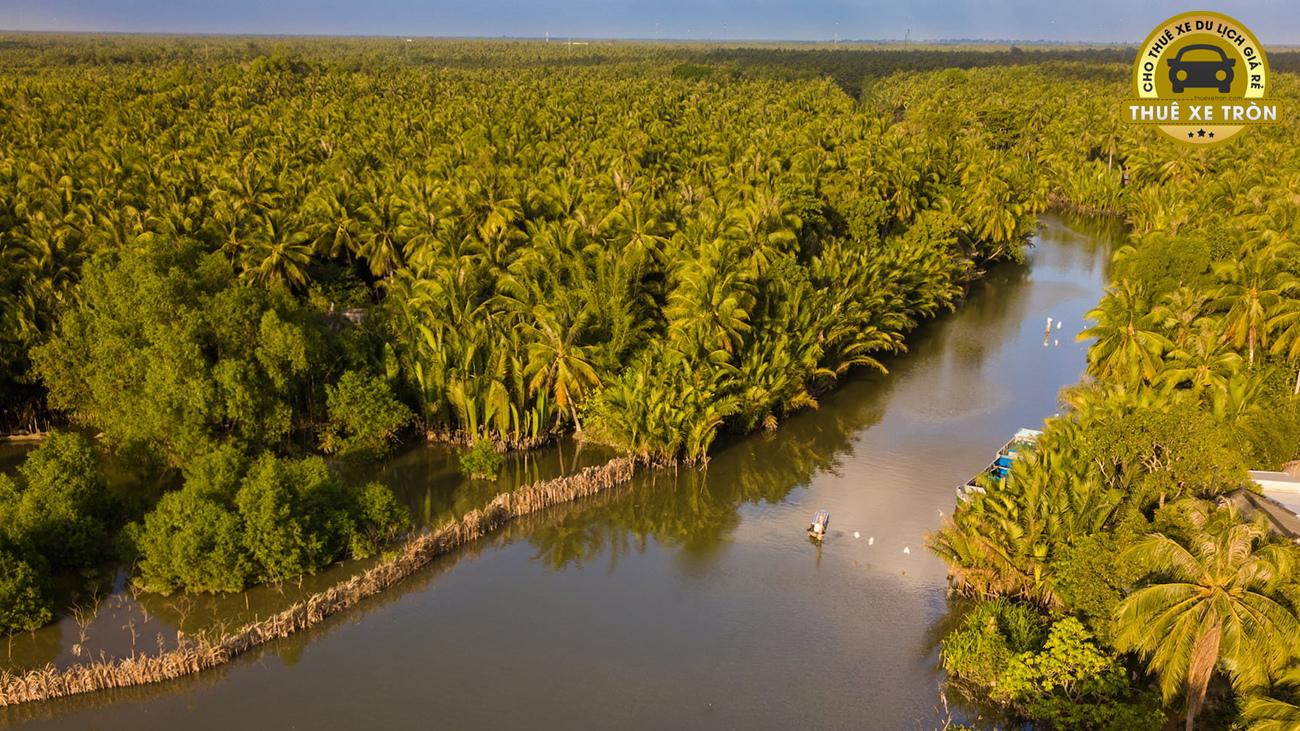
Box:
[1053,209,1125,246]
[1036,210,1122,282]
[528,471,742,571]
[347,437,617,529]
[2,621,64,675]
[527,381,896,572]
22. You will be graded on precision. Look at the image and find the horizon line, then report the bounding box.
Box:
[0,30,1150,46]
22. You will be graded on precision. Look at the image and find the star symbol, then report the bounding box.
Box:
[1188,132,1194,138]
[1197,129,1206,137]
[1209,132,1215,138]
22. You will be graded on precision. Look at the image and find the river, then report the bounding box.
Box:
[0,210,1120,730]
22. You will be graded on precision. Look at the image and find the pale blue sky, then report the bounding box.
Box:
[1,0,1296,44]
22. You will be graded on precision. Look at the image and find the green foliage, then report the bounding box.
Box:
[0,548,51,634]
[1244,666,1300,731]
[0,432,114,633]
[322,370,413,462]
[0,431,114,571]
[1065,387,1248,508]
[1113,233,1214,294]
[136,452,409,593]
[1236,399,1300,470]
[1053,515,1148,641]
[670,63,713,80]
[945,603,1164,731]
[137,487,253,594]
[0,40,1045,466]
[928,419,1122,609]
[1116,500,1299,729]
[234,455,351,583]
[459,439,503,480]
[997,618,1165,731]
[942,599,1046,690]
[31,240,391,464]
[347,482,410,558]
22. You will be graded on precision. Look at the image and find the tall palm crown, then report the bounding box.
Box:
[1115,501,1299,731]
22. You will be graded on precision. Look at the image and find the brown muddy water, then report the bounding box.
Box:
[0,211,1119,730]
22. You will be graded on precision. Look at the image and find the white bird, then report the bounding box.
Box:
[1054,339,1059,346]
[904,547,911,554]
[868,537,874,545]
[854,531,860,538]
[1057,321,1062,329]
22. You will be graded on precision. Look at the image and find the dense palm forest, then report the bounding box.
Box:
[3,35,1300,729]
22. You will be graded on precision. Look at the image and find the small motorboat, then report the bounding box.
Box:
[808,509,830,539]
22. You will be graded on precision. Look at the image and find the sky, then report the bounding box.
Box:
[1,0,1298,44]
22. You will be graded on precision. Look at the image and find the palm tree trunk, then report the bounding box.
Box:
[1186,622,1222,731]
[569,402,584,434]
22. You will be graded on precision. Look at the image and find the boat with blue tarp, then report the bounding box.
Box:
[956,428,1042,502]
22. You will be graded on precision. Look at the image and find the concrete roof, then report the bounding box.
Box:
[1221,488,1300,541]
[1249,470,1300,492]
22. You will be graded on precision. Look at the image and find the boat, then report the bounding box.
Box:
[808,509,830,539]
[956,428,1042,502]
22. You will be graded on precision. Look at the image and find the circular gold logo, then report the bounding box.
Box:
[1128,11,1279,146]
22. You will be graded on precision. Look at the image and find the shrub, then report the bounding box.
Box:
[0,548,51,634]
[459,439,503,480]
[235,455,350,583]
[0,431,113,570]
[347,482,409,558]
[134,452,410,593]
[137,489,252,594]
[996,618,1165,731]
[943,603,1164,731]
[321,370,413,462]
[0,432,115,633]
[941,598,1047,690]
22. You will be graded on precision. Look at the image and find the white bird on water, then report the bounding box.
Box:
[854,531,860,538]
[904,547,911,554]
[868,537,874,545]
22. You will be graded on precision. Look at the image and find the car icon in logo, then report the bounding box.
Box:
[1167,44,1235,93]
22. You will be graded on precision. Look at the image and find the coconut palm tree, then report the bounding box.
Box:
[522,311,600,431]
[1244,666,1300,731]
[1212,242,1300,366]
[241,210,314,290]
[1157,324,1243,399]
[1115,500,1299,731]
[1080,283,1171,385]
